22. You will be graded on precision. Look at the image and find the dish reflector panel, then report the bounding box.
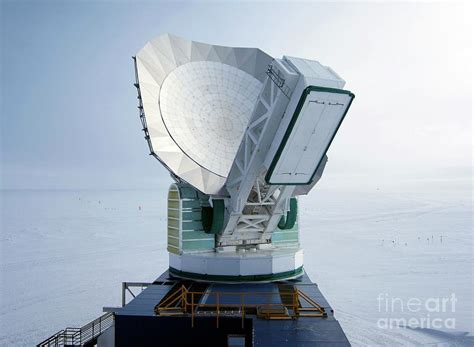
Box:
[160,61,262,177]
[135,34,272,194]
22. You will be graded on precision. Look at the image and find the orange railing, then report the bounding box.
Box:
[155,285,326,328]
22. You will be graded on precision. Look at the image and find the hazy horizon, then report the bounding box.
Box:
[1,1,472,190]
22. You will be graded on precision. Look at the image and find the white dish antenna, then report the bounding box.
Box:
[134,34,272,194]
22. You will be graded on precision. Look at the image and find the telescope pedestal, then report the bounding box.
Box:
[169,247,304,282]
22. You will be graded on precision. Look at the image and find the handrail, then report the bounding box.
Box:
[37,312,114,347]
[156,286,326,328]
[158,284,186,307]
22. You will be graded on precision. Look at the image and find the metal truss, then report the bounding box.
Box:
[218,60,300,247]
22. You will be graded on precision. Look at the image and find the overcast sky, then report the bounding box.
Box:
[1,1,472,190]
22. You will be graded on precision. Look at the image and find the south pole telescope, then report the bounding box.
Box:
[134,34,354,282]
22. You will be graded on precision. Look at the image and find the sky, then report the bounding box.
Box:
[0,1,472,190]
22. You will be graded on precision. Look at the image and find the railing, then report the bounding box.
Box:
[132,56,175,175]
[156,285,326,328]
[37,312,114,347]
[267,64,292,98]
[121,281,153,307]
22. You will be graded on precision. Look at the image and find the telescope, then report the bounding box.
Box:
[133,34,354,282]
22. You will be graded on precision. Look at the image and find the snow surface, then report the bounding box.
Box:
[0,180,472,346]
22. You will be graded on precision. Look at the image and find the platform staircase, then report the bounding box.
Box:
[37,312,114,347]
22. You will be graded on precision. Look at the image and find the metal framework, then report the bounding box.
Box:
[121,281,151,307]
[218,60,300,247]
[37,313,114,347]
[155,285,327,328]
[120,281,176,306]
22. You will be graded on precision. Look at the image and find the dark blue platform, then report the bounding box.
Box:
[113,270,350,346]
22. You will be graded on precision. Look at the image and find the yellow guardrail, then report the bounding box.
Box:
[156,285,326,328]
